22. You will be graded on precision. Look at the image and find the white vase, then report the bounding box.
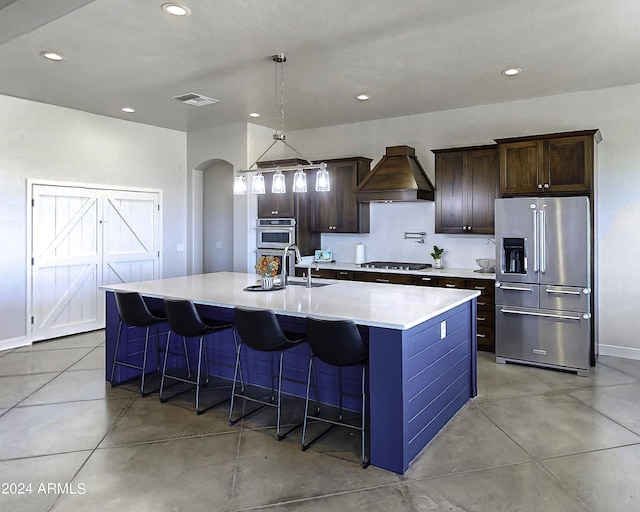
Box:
[434,258,443,269]
[261,276,274,289]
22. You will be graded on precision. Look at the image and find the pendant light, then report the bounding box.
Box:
[315,162,330,192]
[252,171,266,195]
[233,174,247,195]
[271,167,286,194]
[293,165,307,193]
[233,54,329,195]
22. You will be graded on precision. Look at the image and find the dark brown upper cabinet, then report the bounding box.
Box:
[495,130,601,196]
[308,157,372,233]
[433,145,498,234]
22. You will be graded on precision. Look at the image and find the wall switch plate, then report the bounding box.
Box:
[440,320,447,339]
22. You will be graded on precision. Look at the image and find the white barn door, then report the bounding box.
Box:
[30,183,161,341]
[103,190,160,286]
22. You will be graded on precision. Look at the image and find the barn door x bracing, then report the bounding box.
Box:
[29,183,161,341]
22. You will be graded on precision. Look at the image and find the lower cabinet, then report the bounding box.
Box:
[293,268,494,352]
[435,277,495,352]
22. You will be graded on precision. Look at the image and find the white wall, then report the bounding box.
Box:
[0,95,187,343]
[272,84,640,359]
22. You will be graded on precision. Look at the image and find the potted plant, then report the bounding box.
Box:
[431,245,444,269]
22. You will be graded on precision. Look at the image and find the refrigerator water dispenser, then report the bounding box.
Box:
[502,238,526,274]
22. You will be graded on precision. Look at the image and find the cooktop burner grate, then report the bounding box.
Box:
[361,261,432,271]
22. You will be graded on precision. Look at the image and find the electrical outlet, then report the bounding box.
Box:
[440,320,447,339]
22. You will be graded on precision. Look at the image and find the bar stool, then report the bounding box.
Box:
[110,291,166,396]
[160,298,237,415]
[302,317,369,468]
[230,307,319,440]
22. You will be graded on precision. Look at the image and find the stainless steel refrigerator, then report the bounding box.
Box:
[495,196,591,375]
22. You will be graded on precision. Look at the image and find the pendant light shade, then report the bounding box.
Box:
[293,165,307,193]
[271,168,286,194]
[252,171,266,195]
[315,162,330,192]
[233,174,247,195]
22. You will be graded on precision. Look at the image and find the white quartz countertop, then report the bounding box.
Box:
[101,272,479,330]
[296,262,496,280]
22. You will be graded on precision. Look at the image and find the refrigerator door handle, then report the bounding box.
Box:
[500,308,586,321]
[539,209,546,273]
[498,284,535,292]
[532,209,539,272]
[545,287,581,296]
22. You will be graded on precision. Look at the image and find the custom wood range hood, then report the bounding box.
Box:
[355,145,435,202]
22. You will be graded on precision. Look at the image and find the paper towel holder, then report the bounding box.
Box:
[404,232,426,244]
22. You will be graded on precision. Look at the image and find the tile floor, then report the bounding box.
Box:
[1,330,639,512]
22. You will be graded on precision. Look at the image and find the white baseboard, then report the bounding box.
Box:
[599,344,640,361]
[0,336,31,352]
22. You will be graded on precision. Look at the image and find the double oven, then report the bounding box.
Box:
[255,218,296,276]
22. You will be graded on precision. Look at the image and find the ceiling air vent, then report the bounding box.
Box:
[172,93,220,107]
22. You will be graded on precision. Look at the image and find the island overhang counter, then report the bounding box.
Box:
[102,271,479,474]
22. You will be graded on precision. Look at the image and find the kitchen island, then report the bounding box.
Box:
[102,272,479,474]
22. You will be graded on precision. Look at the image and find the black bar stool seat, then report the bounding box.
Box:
[230,307,319,440]
[160,298,237,415]
[110,291,166,396]
[302,317,370,468]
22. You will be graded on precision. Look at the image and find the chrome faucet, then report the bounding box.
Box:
[281,243,302,286]
[306,260,318,288]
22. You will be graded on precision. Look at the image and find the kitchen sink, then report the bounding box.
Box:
[286,281,333,288]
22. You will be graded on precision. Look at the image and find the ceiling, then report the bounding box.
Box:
[2,0,639,133]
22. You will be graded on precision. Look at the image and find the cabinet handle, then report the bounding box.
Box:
[445,284,456,288]
[477,317,486,322]
[474,286,486,290]
[537,184,543,189]
[420,277,432,281]
[462,226,467,231]
[468,226,472,230]
[376,278,390,283]
[310,273,323,278]
[477,301,486,306]
[338,271,349,275]
[476,333,486,339]
[544,183,549,188]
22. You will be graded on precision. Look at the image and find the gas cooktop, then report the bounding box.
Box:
[361,261,432,271]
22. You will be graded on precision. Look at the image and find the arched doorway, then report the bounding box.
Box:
[192,159,234,274]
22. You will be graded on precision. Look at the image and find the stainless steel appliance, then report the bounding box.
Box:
[361,261,432,271]
[495,196,591,375]
[256,218,296,249]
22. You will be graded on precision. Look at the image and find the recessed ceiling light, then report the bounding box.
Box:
[249,112,260,118]
[121,106,135,113]
[40,51,65,61]
[501,67,521,76]
[161,3,190,16]
[356,94,370,101]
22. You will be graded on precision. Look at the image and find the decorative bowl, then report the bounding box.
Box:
[475,258,495,270]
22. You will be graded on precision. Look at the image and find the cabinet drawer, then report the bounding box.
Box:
[335,270,354,280]
[414,275,439,287]
[476,324,495,352]
[476,310,495,327]
[476,295,495,312]
[440,277,466,289]
[466,279,495,297]
[354,272,415,285]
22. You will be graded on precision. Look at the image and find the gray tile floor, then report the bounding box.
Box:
[1,331,639,511]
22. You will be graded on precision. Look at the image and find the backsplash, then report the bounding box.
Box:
[320,201,496,269]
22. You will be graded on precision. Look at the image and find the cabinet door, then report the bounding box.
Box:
[309,159,370,233]
[499,140,543,195]
[435,151,466,233]
[257,172,296,218]
[467,149,498,234]
[544,136,592,192]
